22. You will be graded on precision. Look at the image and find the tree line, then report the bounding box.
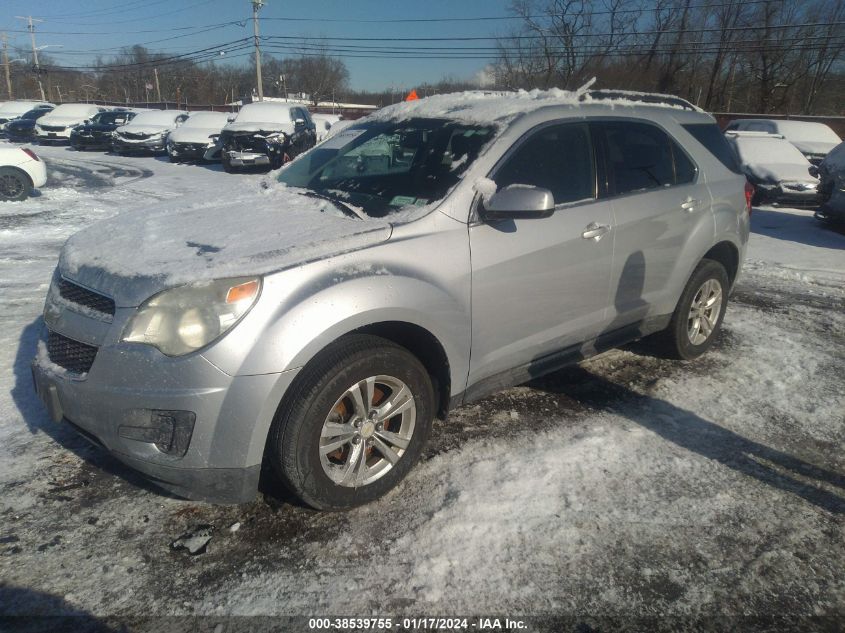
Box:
[3,0,842,115]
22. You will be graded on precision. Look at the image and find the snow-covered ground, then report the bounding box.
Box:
[0,144,843,629]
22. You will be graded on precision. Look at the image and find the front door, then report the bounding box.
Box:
[468,122,614,391]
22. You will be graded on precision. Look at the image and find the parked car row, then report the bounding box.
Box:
[0,100,343,176]
[723,118,842,210]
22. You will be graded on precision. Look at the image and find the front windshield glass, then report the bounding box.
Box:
[94,111,134,125]
[277,118,495,218]
[129,111,180,126]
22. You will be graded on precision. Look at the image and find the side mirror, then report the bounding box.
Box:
[227,114,236,122]
[295,118,305,127]
[482,185,555,220]
[808,165,820,178]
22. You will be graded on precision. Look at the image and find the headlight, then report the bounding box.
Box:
[122,277,261,356]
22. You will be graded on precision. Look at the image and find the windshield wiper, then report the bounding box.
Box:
[300,190,366,220]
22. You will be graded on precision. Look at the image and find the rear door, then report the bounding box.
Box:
[468,121,615,389]
[592,120,710,325]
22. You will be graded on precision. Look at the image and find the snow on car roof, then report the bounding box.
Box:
[235,102,295,124]
[44,104,101,117]
[368,81,703,127]
[0,101,52,116]
[182,111,231,127]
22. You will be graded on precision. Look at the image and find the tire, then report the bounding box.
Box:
[0,167,32,202]
[657,259,730,360]
[268,334,435,510]
[222,156,234,173]
[751,190,766,206]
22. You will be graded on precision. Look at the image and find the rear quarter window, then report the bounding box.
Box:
[682,123,742,174]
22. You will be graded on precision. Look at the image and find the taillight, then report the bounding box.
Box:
[744,180,754,216]
[21,148,40,162]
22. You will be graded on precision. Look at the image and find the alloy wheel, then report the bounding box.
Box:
[687,278,723,345]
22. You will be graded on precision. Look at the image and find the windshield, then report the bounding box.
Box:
[183,111,229,128]
[22,109,50,120]
[93,111,134,125]
[129,111,181,126]
[235,103,293,124]
[277,118,495,218]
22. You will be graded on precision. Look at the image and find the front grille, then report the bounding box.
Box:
[47,331,98,374]
[40,125,66,132]
[58,278,115,318]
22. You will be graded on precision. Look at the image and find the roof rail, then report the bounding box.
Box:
[583,89,699,111]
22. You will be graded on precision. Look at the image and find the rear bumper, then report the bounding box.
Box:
[23,159,48,188]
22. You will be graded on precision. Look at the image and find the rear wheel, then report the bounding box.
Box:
[656,259,729,360]
[268,334,435,510]
[0,167,31,202]
[222,156,234,173]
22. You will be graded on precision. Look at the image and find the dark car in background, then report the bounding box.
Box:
[814,141,845,224]
[4,106,55,142]
[70,110,137,151]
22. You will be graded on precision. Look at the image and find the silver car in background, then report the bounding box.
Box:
[32,89,749,510]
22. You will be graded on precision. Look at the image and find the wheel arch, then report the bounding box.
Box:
[702,240,740,287]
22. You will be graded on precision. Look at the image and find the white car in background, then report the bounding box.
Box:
[165,110,230,162]
[34,103,106,144]
[311,113,342,141]
[112,109,189,154]
[724,118,841,165]
[0,146,47,201]
[725,131,820,207]
[0,101,54,133]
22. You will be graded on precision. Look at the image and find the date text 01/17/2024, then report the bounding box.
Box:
[307,617,528,630]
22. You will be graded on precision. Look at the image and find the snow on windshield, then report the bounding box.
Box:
[47,104,100,118]
[183,111,230,128]
[775,121,841,144]
[128,110,183,126]
[235,103,294,124]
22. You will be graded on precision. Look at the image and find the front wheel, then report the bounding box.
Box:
[657,259,729,360]
[0,167,31,202]
[268,334,435,510]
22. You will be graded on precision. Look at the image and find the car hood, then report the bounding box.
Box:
[168,126,220,144]
[223,121,295,135]
[744,161,819,185]
[58,184,391,307]
[37,115,88,127]
[791,140,839,156]
[116,124,171,136]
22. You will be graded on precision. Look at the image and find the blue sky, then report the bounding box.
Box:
[0,0,516,92]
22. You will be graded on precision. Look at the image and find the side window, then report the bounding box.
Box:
[673,143,697,184]
[597,122,679,196]
[494,123,594,205]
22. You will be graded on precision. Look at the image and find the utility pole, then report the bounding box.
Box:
[16,16,46,101]
[251,0,265,101]
[153,67,162,102]
[1,33,12,100]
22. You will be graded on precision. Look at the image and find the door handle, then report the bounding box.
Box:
[581,222,611,240]
[681,198,700,212]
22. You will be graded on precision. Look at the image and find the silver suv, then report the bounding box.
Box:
[32,90,750,510]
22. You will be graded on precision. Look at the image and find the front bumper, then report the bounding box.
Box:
[169,142,214,160]
[71,133,113,149]
[757,184,821,208]
[113,136,166,152]
[36,128,72,142]
[225,150,271,167]
[31,318,298,503]
[5,128,36,142]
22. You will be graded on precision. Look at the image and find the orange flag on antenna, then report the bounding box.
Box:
[405,89,419,101]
